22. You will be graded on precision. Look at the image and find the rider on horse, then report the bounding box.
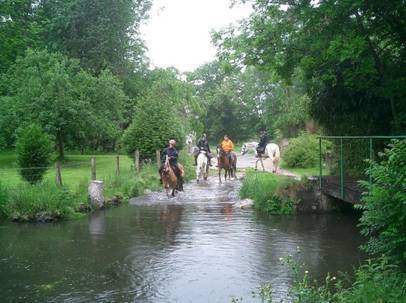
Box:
[160,139,183,190]
[221,134,235,162]
[256,129,269,157]
[194,133,212,166]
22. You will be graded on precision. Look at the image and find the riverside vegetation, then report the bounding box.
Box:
[240,170,298,215]
[0,151,194,222]
[236,140,406,302]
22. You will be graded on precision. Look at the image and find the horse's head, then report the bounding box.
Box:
[241,143,247,155]
[217,145,228,158]
[216,145,222,156]
[186,133,194,145]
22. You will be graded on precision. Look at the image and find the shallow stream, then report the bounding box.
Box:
[0,177,364,302]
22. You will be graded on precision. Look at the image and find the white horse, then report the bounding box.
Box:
[196,150,209,182]
[241,141,281,173]
[185,133,195,154]
[241,142,259,155]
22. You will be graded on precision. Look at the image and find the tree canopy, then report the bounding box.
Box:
[1,49,127,158]
[213,0,406,135]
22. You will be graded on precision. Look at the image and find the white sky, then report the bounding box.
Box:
[140,0,252,72]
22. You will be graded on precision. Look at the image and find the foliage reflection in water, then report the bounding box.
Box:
[0,177,364,302]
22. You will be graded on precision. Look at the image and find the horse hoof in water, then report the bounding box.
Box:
[196,179,199,183]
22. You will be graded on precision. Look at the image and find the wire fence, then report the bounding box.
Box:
[0,150,163,189]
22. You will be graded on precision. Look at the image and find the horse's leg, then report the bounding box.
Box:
[260,157,265,171]
[255,159,259,171]
[218,168,222,183]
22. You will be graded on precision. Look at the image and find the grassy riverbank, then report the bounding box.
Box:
[246,255,406,303]
[240,170,300,214]
[0,151,194,222]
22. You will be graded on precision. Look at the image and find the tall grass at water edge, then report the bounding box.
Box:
[0,151,195,221]
[240,170,298,215]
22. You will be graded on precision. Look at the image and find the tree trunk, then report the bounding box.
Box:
[57,131,65,160]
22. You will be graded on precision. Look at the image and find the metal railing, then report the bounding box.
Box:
[318,135,406,201]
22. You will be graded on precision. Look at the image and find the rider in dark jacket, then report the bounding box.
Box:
[195,133,212,166]
[161,143,178,167]
[256,130,269,156]
[160,140,183,191]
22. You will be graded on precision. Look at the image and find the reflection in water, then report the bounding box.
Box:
[88,211,106,242]
[222,203,233,221]
[0,177,364,303]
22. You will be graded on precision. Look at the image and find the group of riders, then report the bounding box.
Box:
[159,130,270,191]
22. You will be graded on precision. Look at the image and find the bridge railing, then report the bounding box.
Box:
[318,135,406,202]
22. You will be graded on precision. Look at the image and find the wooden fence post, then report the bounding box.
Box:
[116,155,120,176]
[91,157,96,180]
[156,150,161,169]
[55,161,63,186]
[134,150,140,175]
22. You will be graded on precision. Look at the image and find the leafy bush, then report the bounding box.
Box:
[122,89,184,160]
[130,178,147,197]
[240,171,296,215]
[283,133,332,168]
[357,139,406,267]
[16,124,53,184]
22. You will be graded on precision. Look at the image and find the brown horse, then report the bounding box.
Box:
[217,146,237,183]
[160,157,184,197]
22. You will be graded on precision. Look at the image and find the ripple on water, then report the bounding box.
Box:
[0,175,365,303]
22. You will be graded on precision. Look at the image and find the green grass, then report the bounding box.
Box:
[280,159,329,177]
[0,151,194,221]
[0,181,81,221]
[240,170,298,214]
[0,153,135,188]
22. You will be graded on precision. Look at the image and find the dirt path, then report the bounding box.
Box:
[211,153,300,179]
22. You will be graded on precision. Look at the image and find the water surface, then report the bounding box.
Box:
[0,177,364,302]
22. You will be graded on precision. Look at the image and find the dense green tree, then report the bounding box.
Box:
[147,68,205,135]
[213,0,406,135]
[1,49,126,158]
[187,62,260,141]
[0,0,42,74]
[37,0,151,76]
[187,61,311,141]
[15,124,53,184]
[122,89,184,160]
[264,71,312,138]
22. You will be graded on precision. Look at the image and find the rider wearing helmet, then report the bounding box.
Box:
[256,129,269,157]
[160,139,183,190]
[195,133,212,166]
